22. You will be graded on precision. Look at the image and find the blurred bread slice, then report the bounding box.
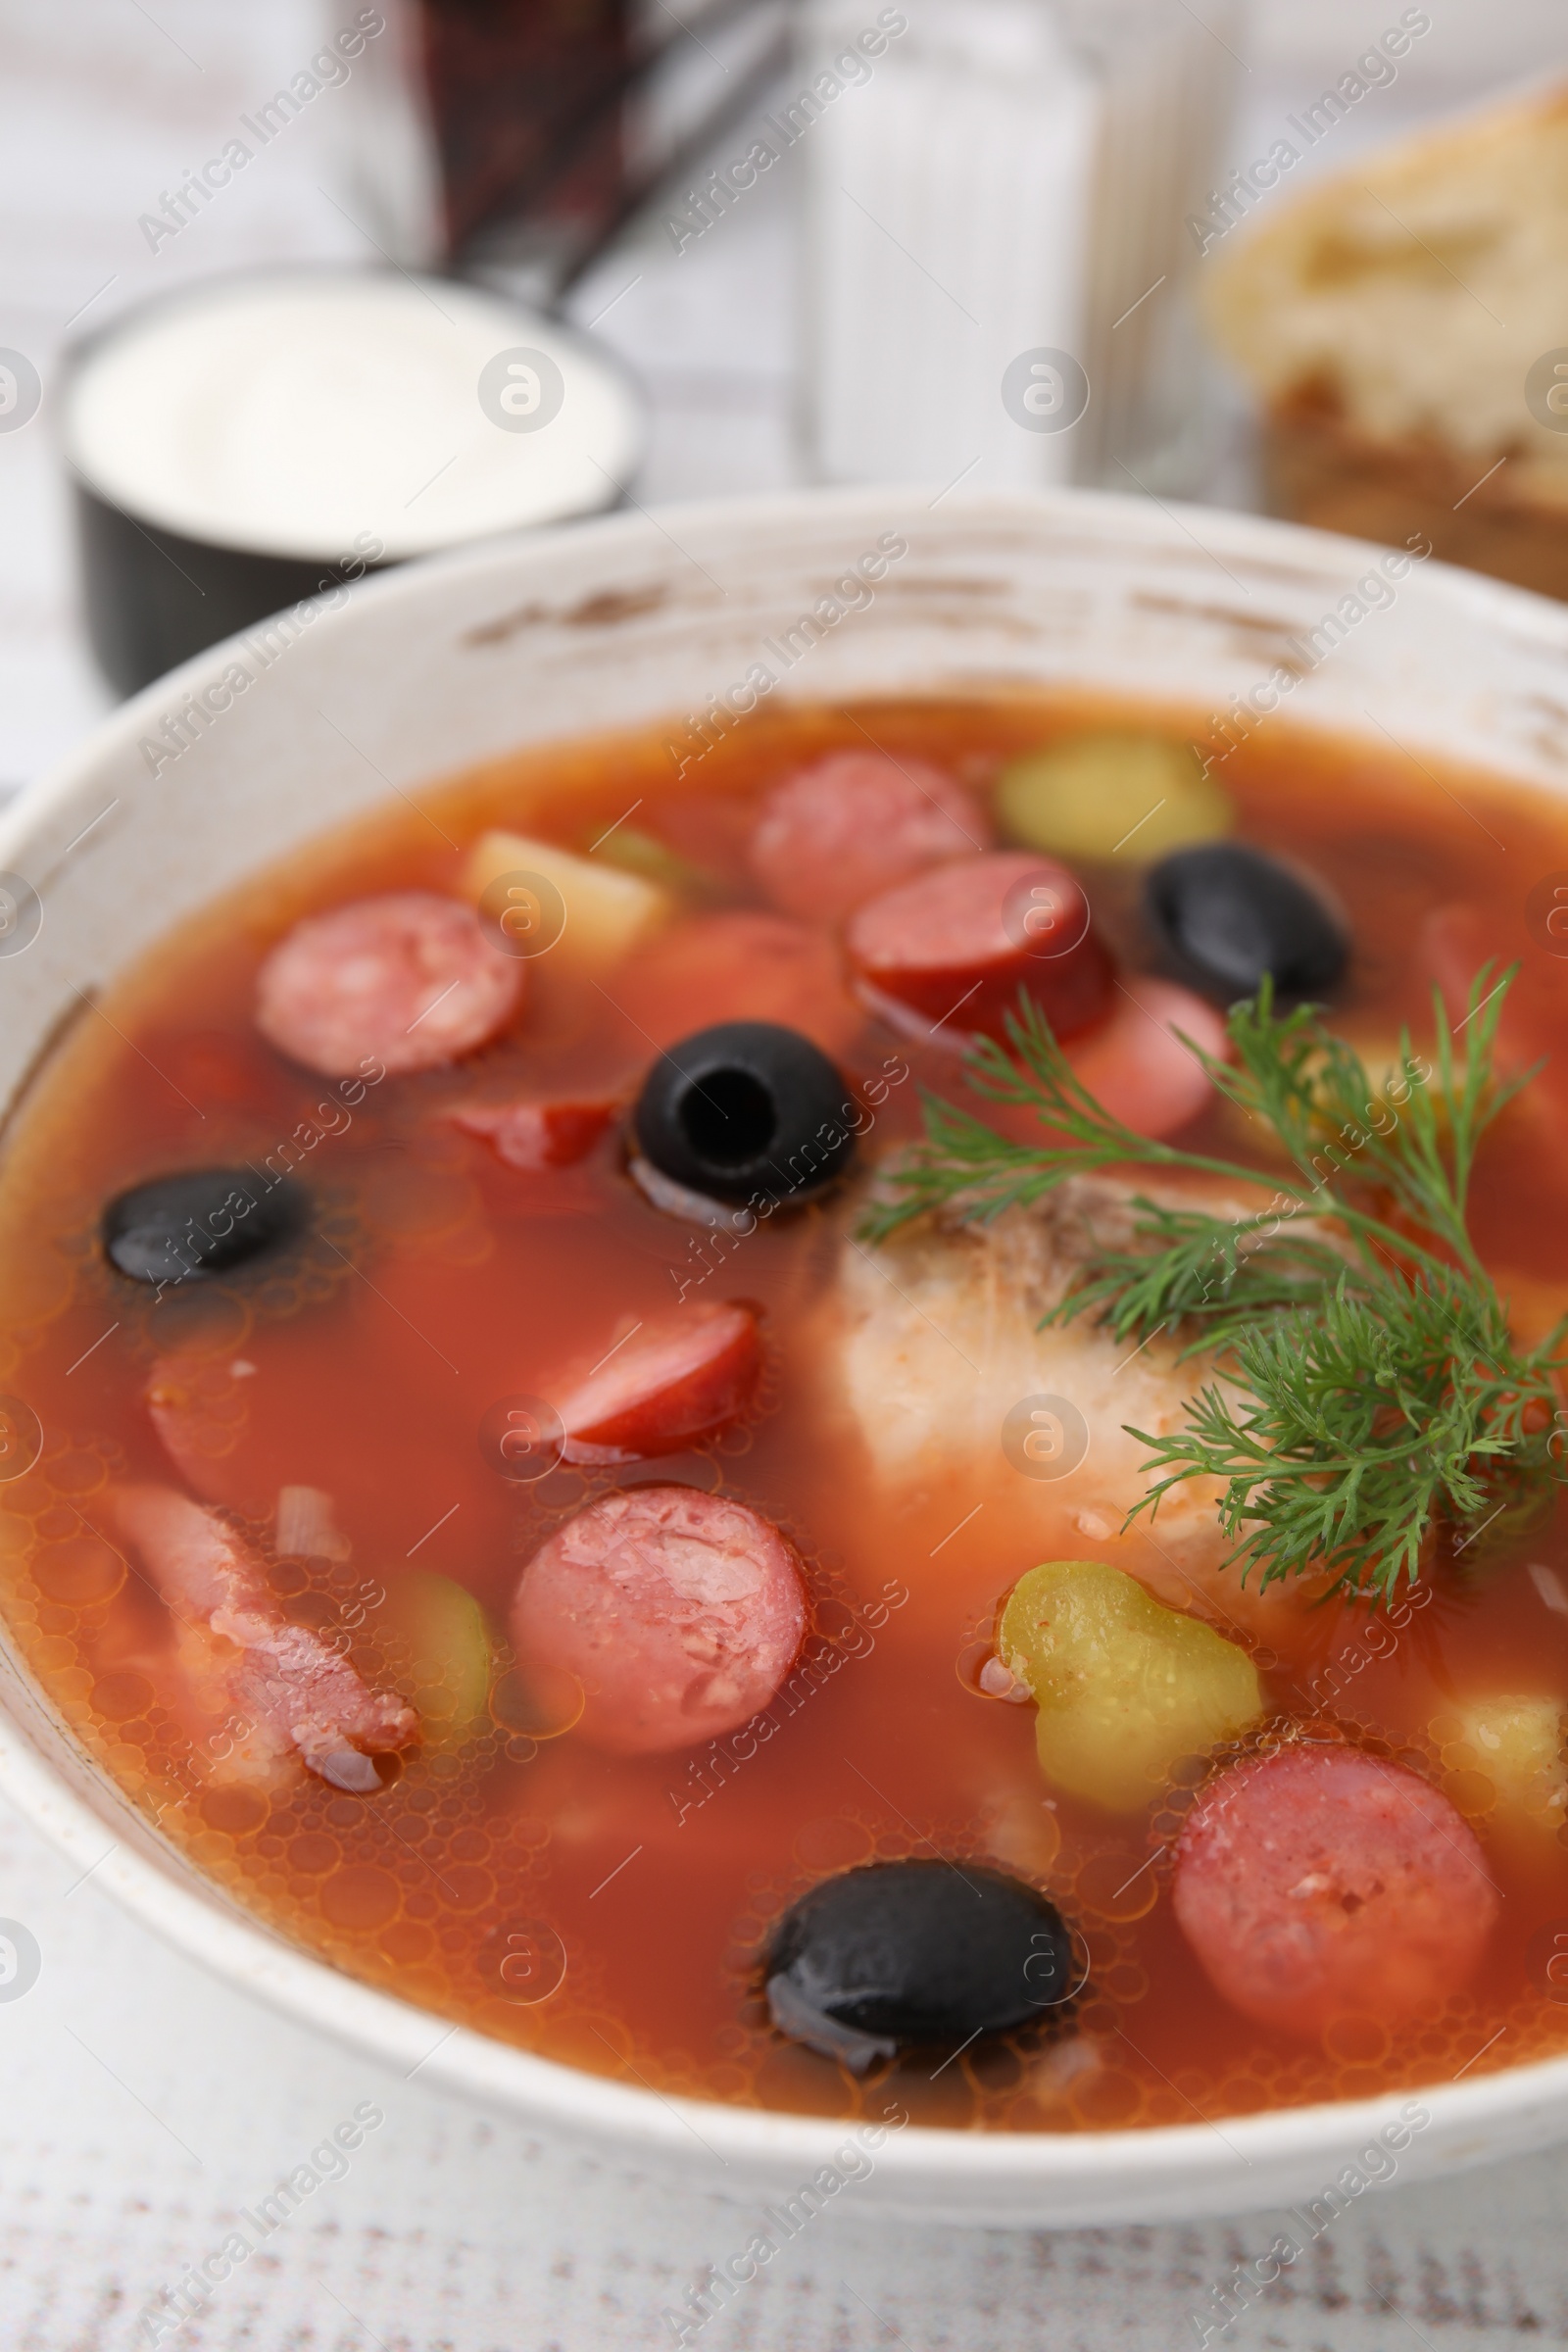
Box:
[1206,83,1568,599]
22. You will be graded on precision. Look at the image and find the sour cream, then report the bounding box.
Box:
[63,268,645,692]
[65,268,643,563]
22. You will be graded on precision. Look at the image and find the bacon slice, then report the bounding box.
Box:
[110,1485,416,1792]
[553,1301,761,1464]
[256,891,523,1078]
[512,1484,807,1753]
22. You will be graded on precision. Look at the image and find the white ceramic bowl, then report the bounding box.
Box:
[5,487,1568,2229]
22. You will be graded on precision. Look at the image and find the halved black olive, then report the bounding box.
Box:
[764,1859,1076,2071]
[633,1021,855,1207]
[1145,843,1347,1002]
[102,1167,309,1286]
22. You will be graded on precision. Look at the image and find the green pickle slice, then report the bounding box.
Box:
[995,733,1232,863]
[998,1559,1262,1812]
[377,1568,494,1749]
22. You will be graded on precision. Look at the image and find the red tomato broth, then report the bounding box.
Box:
[1,694,1568,2130]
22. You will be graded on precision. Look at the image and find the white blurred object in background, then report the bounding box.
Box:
[1251,0,1564,87]
[335,0,443,267]
[801,0,1243,494]
[803,0,1097,490]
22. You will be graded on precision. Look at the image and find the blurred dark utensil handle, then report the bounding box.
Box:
[419,0,795,290]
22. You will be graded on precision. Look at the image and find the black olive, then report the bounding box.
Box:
[102,1167,309,1286]
[1145,843,1348,1002]
[764,1860,1076,2070]
[632,1021,856,1207]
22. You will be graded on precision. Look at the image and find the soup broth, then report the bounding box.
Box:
[2,693,1567,2134]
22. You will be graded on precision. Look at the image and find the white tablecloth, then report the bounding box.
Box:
[5,6,1568,2344]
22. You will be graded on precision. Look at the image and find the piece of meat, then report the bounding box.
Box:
[748,752,989,922]
[616,910,863,1057]
[109,1485,417,1791]
[1173,1744,1498,2039]
[451,1096,618,1171]
[552,1301,761,1464]
[846,851,1113,1045]
[256,891,523,1077]
[824,1168,1339,1655]
[512,1484,807,1753]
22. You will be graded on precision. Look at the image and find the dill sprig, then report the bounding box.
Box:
[861,967,1567,1597]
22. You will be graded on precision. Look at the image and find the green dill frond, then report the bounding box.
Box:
[1126,1270,1548,1598]
[1041,1198,1350,1361]
[859,989,1317,1244]
[856,959,1565,1597]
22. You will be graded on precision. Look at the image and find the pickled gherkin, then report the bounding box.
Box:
[998,1559,1262,1812]
[378,1569,494,1749]
[995,733,1232,864]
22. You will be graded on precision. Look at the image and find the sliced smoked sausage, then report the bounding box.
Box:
[554,1301,761,1463]
[1058,978,1223,1140]
[748,752,988,922]
[847,851,1112,1044]
[512,1484,807,1753]
[256,891,523,1077]
[1173,1744,1498,2040]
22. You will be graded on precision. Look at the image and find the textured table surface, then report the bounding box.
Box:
[5,5,1568,2347]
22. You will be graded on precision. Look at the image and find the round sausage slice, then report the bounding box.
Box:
[749,753,989,922]
[554,1301,761,1463]
[1059,977,1224,1140]
[1174,1745,1498,2040]
[513,1485,808,1753]
[847,851,1113,1045]
[256,892,523,1078]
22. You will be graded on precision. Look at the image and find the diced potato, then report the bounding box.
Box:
[998,1559,1263,1813]
[994,735,1232,865]
[1451,1696,1568,1838]
[377,1569,493,1749]
[464,827,669,975]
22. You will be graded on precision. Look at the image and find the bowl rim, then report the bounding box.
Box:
[7,478,1568,2208]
